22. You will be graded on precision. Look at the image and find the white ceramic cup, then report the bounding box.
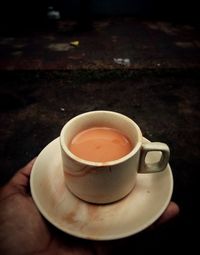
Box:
[60,111,170,204]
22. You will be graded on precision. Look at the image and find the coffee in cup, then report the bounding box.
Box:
[60,111,170,204]
[69,126,133,162]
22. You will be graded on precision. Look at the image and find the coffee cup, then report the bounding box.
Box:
[60,111,170,204]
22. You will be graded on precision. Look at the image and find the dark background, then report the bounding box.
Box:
[0,0,199,253]
[1,0,199,19]
[1,0,199,32]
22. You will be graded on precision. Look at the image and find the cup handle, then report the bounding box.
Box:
[139,142,170,173]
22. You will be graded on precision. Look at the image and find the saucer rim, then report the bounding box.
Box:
[30,137,173,240]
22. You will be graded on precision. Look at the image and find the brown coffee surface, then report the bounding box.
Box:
[69,127,133,162]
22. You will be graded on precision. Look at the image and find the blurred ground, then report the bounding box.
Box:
[0,18,200,69]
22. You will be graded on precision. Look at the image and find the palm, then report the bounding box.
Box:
[0,191,96,255]
[0,159,179,255]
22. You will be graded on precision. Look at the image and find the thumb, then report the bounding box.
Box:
[152,201,180,228]
[10,158,36,193]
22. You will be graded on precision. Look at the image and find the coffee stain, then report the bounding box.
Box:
[64,166,94,177]
[52,182,66,204]
[60,191,133,238]
[78,194,134,238]
[78,203,107,237]
[65,211,79,224]
[87,204,100,219]
[62,201,82,225]
[64,165,111,177]
[61,201,100,236]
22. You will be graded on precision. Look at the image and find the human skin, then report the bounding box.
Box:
[0,159,179,255]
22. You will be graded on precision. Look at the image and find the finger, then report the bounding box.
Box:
[18,158,36,177]
[10,158,37,192]
[155,201,180,226]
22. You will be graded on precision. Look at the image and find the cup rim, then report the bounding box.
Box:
[60,110,142,166]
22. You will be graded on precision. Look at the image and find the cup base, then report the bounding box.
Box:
[66,182,137,204]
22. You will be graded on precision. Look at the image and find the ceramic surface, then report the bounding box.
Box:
[60,111,170,203]
[30,137,173,240]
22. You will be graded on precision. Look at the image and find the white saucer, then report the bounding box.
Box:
[30,137,173,240]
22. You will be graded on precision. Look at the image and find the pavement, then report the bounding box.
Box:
[0,17,200,69]
[0,17,199,253]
